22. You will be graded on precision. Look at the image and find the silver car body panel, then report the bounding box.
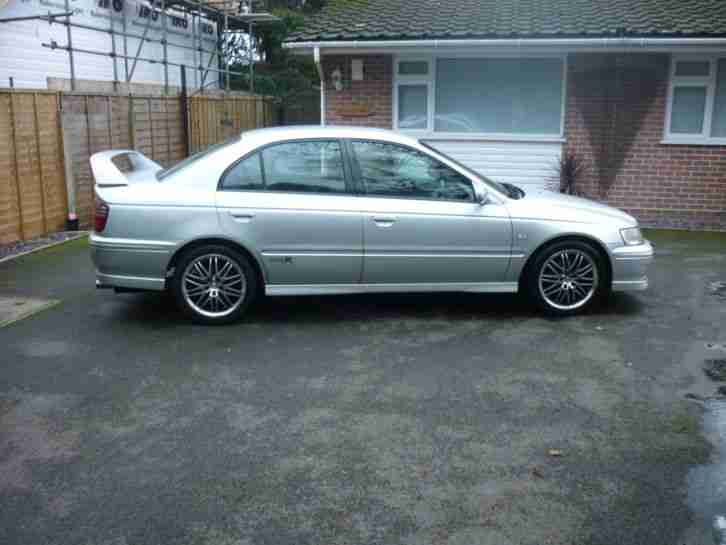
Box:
[357,196,511,284]
[217,191,363,285]
[265,282,519,296]
[90,126,653,296]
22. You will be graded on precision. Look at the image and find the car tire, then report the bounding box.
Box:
[526,240,609,317]
[171,244,258,325]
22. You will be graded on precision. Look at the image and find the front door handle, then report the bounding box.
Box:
[373,217,396,228]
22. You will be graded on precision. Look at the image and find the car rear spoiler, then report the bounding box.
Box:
[90,150,163,187]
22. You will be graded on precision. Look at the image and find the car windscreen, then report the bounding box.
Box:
[156,136,240,181]
[419,141,509,196]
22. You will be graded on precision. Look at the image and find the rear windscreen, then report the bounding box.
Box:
[156,136,240,181]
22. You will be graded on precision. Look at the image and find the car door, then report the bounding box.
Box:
[348,139,511,285]
[216,139,363,286]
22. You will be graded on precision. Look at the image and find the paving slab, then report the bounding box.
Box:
[0,296,60,328]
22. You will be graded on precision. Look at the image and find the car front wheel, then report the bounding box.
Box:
[171,245,258,324]
[526,240,608,316]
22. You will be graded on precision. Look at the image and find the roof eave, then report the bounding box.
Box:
[283,36,726,54]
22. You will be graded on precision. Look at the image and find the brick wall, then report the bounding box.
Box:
[565,53,726,230]
[322,55,392,128]
[321,51,726,230]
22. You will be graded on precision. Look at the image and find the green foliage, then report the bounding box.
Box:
[228,5,319,105]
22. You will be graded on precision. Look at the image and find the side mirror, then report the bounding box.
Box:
[475,187,488,205]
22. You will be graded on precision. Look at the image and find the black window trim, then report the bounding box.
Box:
[217,137,355,196]
[346,138,476,204]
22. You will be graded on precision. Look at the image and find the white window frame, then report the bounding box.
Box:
[392,53,567,143]
[393,57,434,135]
[663,55,726,145]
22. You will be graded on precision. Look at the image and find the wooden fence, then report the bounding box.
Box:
[189,95,277,153]
[0,90,67,244]
[0,89,277,243]
[59,93,186,229]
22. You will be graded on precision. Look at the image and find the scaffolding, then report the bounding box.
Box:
[11,0,278,94]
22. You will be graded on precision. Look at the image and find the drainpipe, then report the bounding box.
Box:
[314,46,325,126]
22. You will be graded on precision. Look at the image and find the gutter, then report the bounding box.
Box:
[313,46,325,126]
[285,37,726,51]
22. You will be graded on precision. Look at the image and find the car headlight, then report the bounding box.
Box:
[620,227,644,246]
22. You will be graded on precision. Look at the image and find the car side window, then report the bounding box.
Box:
[221,152,264,191]
[261,140,347,194]
[350,140,474,202]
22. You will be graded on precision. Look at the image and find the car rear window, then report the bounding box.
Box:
[156,136,240,181]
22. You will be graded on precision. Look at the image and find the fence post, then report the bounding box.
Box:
[148,97,155,161]
[58,94,78,230]
[8,92,25,241]
[128,95,136,150]
[85,95,93,160]
[32,93,48,234]
[55,93,72,230]
[107,95,114,149]
[180,65,190,157]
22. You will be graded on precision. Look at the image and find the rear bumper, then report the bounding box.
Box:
[90,233,171,292]
[610,240,654,292]
[96,273,165,291]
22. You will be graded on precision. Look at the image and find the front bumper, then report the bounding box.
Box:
[610,240,654,292]
[90,233,173,291]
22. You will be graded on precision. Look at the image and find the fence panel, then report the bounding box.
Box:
[1,90,277,243]
[60,93,186,229]
[189,95,277,153]
[0,90,66,244]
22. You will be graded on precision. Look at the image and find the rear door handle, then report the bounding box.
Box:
[373,216,396,228]
[228,211,255,222]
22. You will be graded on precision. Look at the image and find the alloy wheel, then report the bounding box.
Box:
[538,249,599,311]
[181,253,246,318]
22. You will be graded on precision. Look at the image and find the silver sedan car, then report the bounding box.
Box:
[90,126,653,324]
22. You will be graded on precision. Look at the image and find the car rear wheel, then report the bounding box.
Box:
[526,240,608,316]
[171,245,258,324]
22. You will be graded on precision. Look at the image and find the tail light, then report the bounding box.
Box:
[94,195,109,233]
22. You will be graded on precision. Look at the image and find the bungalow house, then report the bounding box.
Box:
[283,0,726,230]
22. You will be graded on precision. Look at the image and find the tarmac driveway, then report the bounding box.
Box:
[0,231,725,545]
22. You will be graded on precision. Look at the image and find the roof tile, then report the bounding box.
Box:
[287,0,726,42]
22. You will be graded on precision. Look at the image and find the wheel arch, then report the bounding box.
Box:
[518,234,613,292]
[165,237,267,289]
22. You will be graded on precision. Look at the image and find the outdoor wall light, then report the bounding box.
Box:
[331,67,343,91]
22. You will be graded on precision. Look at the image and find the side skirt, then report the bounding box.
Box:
[265,282,519,297]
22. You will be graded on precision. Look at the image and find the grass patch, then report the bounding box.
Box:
[643,228,726,242]
[11,235,89,265]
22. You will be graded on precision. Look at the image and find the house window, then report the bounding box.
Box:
[436,58,563,135]
[398,85,428,129]
[665,56,726,143]
[398,61,429,76]
[394,56,565,139]
[395,58,432,131]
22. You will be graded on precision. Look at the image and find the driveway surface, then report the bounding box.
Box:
[0,231,725,545]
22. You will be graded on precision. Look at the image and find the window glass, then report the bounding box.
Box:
[351,141,474,202]
[675,61,711,77]
[670,87,707,134]
[261,140,346,194]
[220,152,264,190]
[435,58,563,134]
[398,85,428,129]
[712,60,726,137]
[157,136,239,180]
[399,61,428,75]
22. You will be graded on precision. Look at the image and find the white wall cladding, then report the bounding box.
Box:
[426,140,562,192]
[0,0,217,90]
